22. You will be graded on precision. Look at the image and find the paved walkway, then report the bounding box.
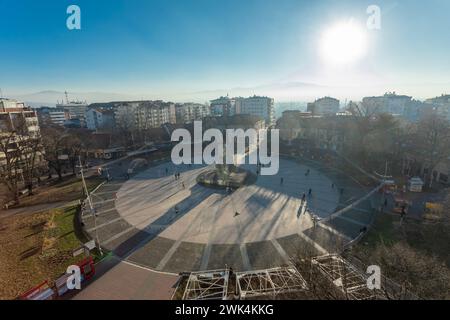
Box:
[0,200,78,219]
[72,256,177,300]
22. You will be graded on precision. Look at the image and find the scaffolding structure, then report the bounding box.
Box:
[182,269,229,300]
[236,266,308,299]
[311,254,382,300]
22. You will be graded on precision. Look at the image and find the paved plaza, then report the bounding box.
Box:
[83,157,377,274]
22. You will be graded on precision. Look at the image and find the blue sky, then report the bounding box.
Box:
[1,0,450,102]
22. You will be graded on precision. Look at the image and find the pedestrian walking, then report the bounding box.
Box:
[308,188,312,196]
[280,177,284,185]
[301,192,306,203]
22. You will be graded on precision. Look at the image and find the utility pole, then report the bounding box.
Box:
[78,156,103,256]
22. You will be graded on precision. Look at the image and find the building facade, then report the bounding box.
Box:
[0,99,45,181]
[210,96,236,117]
[115,100,176,130]
[425,94,450,121]
[85,108,115,131]
[362,93,412,116]
[56,100,88,127]
[236,96,275,127]
[175,103,210,124]
[35,107,68,127]
[307,97,340,115]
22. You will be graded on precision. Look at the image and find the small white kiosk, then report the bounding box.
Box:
[408,177,424,192]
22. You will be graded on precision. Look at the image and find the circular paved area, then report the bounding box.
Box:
[83,157,375,274]
[116,158,339,244]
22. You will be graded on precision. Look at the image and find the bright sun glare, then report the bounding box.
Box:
[320,20,368,66]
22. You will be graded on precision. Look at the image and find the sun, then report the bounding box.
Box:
[320,20,368,66]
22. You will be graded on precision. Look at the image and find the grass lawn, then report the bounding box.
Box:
[14,176,104,208]
[359,213,401,247]
[357,212,450,266]
[0,206,90,299]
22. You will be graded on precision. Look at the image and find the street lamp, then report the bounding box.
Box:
[77,156,103,256]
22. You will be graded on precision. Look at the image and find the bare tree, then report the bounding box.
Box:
[13,116,44,195]
[0,131,21,204]
[115,104,137,148]
[41,127,68,181]
[65,134,84,174]
[368,242,450,299]
[411,114,450,188]
[0,115,43,203]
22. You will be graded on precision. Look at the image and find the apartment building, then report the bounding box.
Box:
[56,100,88,127]
[175,103,210,124]
[361,92,412,116]
[425,94,450,121]
[210,96,236,117]
[0,98,45,174]
[210,95,275,127]
[35,107,68,127]
[85,108,115,131]
[115,100,176,130]
[277,111,348,152]
[236,96,275,127]
[307,97,340,116]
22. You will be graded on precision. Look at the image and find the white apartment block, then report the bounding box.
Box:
[425,94,450,121]
[36,107,68,126]
[237,96,275,127]
[1,99,40,134]
[115,101,176,130]
[175,103,210,123]
[307,97,340,115]
[362,93,412,116]
[85,108,115,131]
[210,96,236,117]
[56,101,88,127]
[0,98,44,168]
[49,110,67,126]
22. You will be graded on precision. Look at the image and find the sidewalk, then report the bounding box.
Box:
[72,256,178,300]
[0,200,79,219]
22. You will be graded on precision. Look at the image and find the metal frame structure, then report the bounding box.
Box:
[311,254,381,300]
[182,269,229,300]
[236,266,308,299]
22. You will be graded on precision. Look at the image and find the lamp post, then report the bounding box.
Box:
[78,156,103,256]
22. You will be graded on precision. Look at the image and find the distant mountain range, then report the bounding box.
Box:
[8,80,419,107]
[8,90,140,108]
[11,82,328,106]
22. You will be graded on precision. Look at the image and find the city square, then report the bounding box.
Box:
[2,0,450,303]
[83,156,372,274]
